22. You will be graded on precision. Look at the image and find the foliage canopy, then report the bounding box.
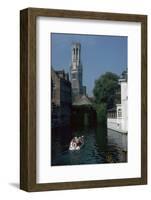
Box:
[93,72,120,109]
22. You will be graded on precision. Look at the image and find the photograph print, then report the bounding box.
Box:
[51,33,128,166]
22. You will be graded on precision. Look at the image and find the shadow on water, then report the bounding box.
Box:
[51,124,127,166]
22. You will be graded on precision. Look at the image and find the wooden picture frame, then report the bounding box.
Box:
[20,7,147,191]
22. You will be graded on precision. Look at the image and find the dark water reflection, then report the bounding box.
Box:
[51,125,127,166]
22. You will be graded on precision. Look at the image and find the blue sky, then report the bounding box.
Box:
[51,33,127,96]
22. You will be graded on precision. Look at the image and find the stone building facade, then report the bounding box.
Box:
[51,68,72,127]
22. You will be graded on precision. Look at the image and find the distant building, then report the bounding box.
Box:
[70,43,86,99]
[117,77,128,132]
[107,72,128,152]
[107,71,128,133]
[82,86,87,96]
[51,68,72,127]
[72,95,92,106]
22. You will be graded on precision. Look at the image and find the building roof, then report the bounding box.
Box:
[51,68,69,81]
[73,95,92,106]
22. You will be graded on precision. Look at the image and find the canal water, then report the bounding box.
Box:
[51,126,127,166]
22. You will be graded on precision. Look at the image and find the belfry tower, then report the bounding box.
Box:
[70,43,83,99]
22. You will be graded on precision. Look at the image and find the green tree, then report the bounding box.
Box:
[94,103,107,124]
[93,72,120,109]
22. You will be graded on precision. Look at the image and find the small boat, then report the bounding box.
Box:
[69,136,84,151]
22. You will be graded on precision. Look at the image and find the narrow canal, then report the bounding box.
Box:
[51,126,127,166]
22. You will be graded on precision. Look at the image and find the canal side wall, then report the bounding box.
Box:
[107,128,127,152]
[107,118,126,132]
[107,118,127,152]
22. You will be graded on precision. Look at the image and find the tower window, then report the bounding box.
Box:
[72,73,76,79]
[73,48,75,55]
[76,48,78,55]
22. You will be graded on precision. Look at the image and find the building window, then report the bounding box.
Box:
[72,73,76,79]
[73,48,75,55]
[118,108,122,118]
[51,80,56,98]
[76,48,78,55]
